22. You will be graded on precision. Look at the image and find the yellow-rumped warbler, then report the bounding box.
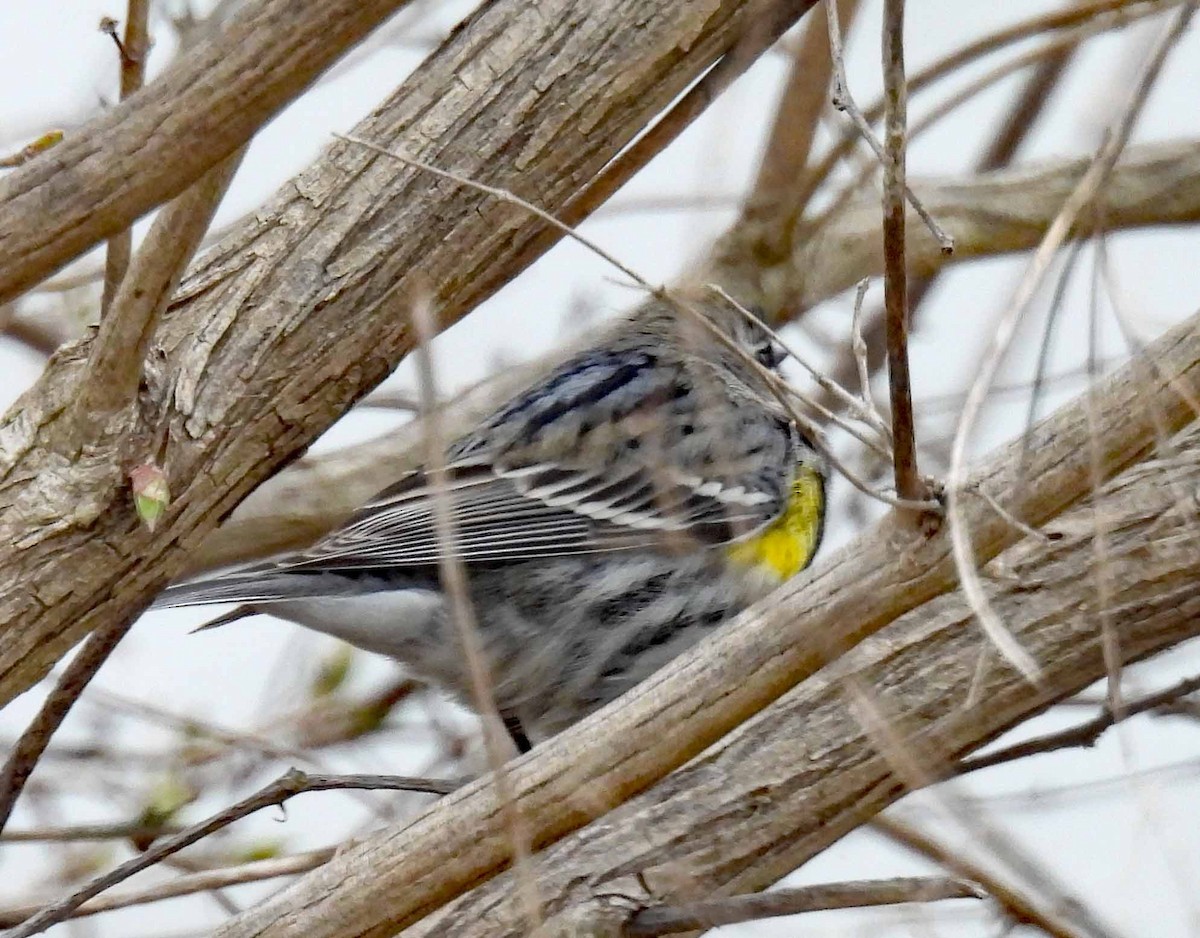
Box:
[153,296,826,748]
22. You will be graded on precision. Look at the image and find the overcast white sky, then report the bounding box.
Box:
[3,2,1200,936]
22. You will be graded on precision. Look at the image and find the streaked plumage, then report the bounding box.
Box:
[153,299,826,744]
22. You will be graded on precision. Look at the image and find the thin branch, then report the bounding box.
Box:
[879,0,926,510]
[821,17,1083,409]
[100,0,151,317]
[77,150,244,426]
[1,820,184,844]
[797,0,1179,220]
[624,875,984,936]
[849,279,886,437]
[958,672,1200,776]
[339,134,657,296]
[873,816,1090,938]
[3,770,459,938]
[0,618,135,834]
[747,0,862,213]
[967,484,1054,545]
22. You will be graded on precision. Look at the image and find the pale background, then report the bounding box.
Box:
[2,1,1200,935]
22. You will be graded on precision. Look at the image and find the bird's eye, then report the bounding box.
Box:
[755,340,786,369]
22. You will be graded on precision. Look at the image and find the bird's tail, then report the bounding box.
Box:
[151,570,312,610]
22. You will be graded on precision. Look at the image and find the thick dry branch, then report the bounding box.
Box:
[0,0,812,707]
[0,151,246,834]
[0,0,416,304]
[207,305,1200,937]
[718,138,1200,313]
[395,417,1200,938]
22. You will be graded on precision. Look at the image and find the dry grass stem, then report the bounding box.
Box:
[945,0,1196,684]
[409,293,543,930]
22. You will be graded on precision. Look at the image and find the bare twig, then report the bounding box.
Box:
[825,0,951,252]
[799,0,1179,217]
[705,282,893,449]
[842,676,1119,938]
[2,769,458,938]
[873,816,1090,938]
[340,134,656,296]
[822,24,1089,408]
[946,0,1197,683]
[958,672,1200,776]
[849,279,886,435]
[1,820,184,844]
[100,0,151,316]
[624,875,983,936]
[968,485,1054,545]
[692,287,935,511]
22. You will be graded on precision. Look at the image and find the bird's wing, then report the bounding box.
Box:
[160,346,800,597]
[278,343,801,570]
[275,443,794,571]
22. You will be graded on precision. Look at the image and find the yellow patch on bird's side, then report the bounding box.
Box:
[726,465,825,581]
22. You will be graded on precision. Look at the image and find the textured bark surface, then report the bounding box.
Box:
[405,424,1200,938]
[0,0,416,304]
[0,0,815,707]
[207,313,1200,938]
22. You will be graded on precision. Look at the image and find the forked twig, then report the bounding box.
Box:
[825,0,952,253]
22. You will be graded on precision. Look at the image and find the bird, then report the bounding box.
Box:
[152,295,827,749]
